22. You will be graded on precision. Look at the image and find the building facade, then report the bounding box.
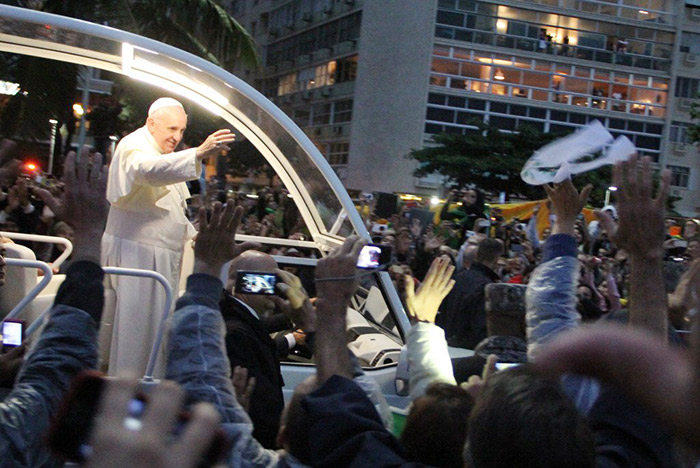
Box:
[225,0,700,215]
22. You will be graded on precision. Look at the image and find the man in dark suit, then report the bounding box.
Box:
[221,250,316,449]
[436,238,503,349]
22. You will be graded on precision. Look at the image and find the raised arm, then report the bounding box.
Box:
[314,236,366,384]
[526,180,591,360]
[166,201,280,468]
[594,155,670,338]
[404,257,457,400]
[668,259,700,330]
[1,147,108,466]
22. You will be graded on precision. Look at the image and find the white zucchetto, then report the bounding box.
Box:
[147,97,185,117]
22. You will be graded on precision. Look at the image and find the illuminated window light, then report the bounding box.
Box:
[477,58,512,66]
[0,80,20,96]
[639,10,649,14]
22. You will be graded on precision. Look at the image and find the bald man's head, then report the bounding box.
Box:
[227,251,279,317]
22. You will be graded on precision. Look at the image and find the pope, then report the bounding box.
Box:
[102,97,235,376]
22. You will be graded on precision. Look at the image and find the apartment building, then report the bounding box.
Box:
[225,0,700,215]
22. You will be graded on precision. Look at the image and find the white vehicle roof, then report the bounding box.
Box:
[0,4,368,252]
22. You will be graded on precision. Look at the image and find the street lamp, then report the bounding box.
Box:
[48,118,58,174]
[604,185,617,206]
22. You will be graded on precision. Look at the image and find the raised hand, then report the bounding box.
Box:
[594,155,670,260]
[196,129,236,159]
[35,146,108,259]
[668,258,700,328]
[410,218,423,238]
[84,378,221,468]
[315,236,366,302]
[404,257,455,324]
[0,140,20,187]
[5,184,19,212]
[275,268,316,332]
[314,236,366,383]
[424,233,445,252]
[460,354,498,400]
[543,179,592,235]
[193,201,243,277]
[593,155,670,337]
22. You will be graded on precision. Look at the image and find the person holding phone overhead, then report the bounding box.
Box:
[102,97,236,377]
[221,250,316,448]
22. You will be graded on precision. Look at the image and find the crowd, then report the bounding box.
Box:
[1,133,700,468]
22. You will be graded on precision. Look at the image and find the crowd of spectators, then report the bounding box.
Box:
[1,137,700,468]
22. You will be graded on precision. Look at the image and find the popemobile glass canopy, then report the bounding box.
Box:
[0,4,367,251]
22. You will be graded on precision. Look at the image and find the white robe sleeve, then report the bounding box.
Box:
[407,322,457,400]
[126,147,200,187]
[107,128,202,204]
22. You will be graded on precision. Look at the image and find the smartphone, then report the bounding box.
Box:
[356,244,392,269]
[235,271,278,295]
[495,362,521,371]
[47,371,229,466]
[2,319,25,349]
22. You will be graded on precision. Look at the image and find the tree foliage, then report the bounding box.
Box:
[689,93,700,145]
[0,0,258,141]
[36,0,259,70]
[409,122,614,205]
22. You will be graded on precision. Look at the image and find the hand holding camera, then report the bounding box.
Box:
[274,268,316,333]
[53,374,224,468]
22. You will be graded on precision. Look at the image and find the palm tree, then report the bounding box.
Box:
[39,0,259,70]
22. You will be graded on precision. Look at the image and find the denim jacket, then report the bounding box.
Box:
[0,306,99,468]
[167,273,394,468]
[525,234,600,414]
[166,274,284,468]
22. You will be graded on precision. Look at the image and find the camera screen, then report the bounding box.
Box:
[357,245,383,269]
[237,272,277,295]
[2,321,23,346]
[495,362,521,371]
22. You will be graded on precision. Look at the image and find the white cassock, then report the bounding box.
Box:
[102,126,200,376]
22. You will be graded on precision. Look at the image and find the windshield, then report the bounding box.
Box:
[0,5,366,243]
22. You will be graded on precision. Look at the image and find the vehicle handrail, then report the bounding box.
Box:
[1,258,53,323]
[0,231,73,269]
[102,267,173,381]
[21,267,174,382]
[234,234,322,250]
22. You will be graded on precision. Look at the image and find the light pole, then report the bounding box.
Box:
[604,185,617,206]
[76,66,92,151]
[48,119,58,174]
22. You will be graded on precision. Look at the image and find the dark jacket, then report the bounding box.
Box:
[436,262,499,349]
[220,293,285,449]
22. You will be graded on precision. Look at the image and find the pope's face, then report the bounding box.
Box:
[147,106,187,153]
